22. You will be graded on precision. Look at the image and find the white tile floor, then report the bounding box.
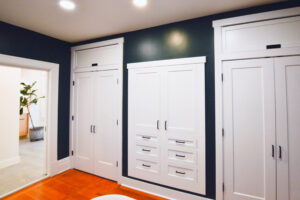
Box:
[0,137,46,196]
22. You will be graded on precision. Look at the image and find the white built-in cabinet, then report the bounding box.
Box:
[223,56,300,200]
[71,38,123,181]
[128,57,206,195]
[213,7,300,200]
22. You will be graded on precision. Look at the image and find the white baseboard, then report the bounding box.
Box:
[119,176,212,200]
[0,156,20,169]
[50,156,71,176]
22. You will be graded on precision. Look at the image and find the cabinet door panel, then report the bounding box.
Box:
[128,68,162,182]
[93,70,118,180]
[223,59,276,200]
[275,56,300,200]
[74,72,94,174]
[162,64,206,194]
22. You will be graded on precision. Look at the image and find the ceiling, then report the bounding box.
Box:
[0,0,285,43]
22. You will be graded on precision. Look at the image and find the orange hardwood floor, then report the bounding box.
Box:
[3,169,167,200]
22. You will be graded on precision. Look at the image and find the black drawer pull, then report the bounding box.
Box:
[142,164,151,168]
[176,170,186,175]
[176,140,186,144]
[279,146,282,159]
[142,136,151,139]
[142,149,151,152]
[176,154,186,158]
[91,63,98,66]
[266,44,281,49]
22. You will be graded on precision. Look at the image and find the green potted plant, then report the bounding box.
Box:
[20,81,45,142]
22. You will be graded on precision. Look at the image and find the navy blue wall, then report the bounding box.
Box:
[74,2,299,199]
[0,21,71,160]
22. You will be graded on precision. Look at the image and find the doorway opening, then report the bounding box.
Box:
[0,66,48,197]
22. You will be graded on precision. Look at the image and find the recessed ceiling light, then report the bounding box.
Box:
[59,0,76,11]
[133,0,148,8]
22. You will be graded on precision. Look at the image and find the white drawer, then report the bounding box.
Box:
[136,134,158,143]
[75,45,120,69]
[168,149,196,164]
[222,16,300,54]
[167,165,195,181]
[168,138,196,148]
[136,145,159,158]
[136,160,159,174]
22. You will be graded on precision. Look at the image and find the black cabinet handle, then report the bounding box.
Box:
[176,154,186,158]
[92,63,98,67]
[142,164,151,168]
[266,44,281,49]
[279,146,282,159]
[157,120,159,130]
[176,140,186,144]
[272,145,275,158]
[93,125,96,133]
[90,125,93,133]
[176,170,186,175]
[142,149,151,152]
[165,121,167,130]
[142,136,151,139]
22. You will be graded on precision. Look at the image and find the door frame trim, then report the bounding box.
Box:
[213,7,300,200]
[0,53,59,199]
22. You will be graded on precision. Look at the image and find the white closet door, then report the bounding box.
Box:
[93,70,118,180]
[223,58,276,200]
[128,67,162,182]
[74,72,94,174]
[162,64,206,194]
[275,56,300,200]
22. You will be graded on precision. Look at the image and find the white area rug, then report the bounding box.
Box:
[92,194,136,200]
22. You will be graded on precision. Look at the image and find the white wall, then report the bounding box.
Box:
[21,69,47,128]
[0,66,21,169]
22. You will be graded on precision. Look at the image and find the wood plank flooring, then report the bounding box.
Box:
[3,169,166,200]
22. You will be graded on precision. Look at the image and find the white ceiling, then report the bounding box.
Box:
[0,0,284,43]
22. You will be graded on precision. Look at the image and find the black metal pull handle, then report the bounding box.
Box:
[272,145,275,158]
[279,146,282,159]
[90,125,93,133]
[176,154,186,158]
[92,63,98,67]
[93,125,96,133]
[142,136,151,139]
[176,140,186,144]
[142,164,151,168]
[157,120,159,130]
[266,44,281,49]
[176,170,186,175]
[142,149,151,152]
[165,121,167,130]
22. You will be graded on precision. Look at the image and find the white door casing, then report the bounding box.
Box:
[223,58,276,200]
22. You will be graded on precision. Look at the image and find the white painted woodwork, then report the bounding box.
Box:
[274,56,300,200]
[128,57,206,195]
[213,9,300,200]
[74,70,119,180]
[222,16,300,55]
[128,67,162,183]
[75,45,120,69]
[73,72,94,174]
[223,58,276,200]
[93,70,118,180]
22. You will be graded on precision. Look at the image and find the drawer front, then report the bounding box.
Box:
[168,149,196,164]
[136,160,159,174]
[167,165,195,181]
[75,45,120,68]
[136,145,159,158]
[168,138,196,148]
[222,16,300,54]
[136,134,158,144]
